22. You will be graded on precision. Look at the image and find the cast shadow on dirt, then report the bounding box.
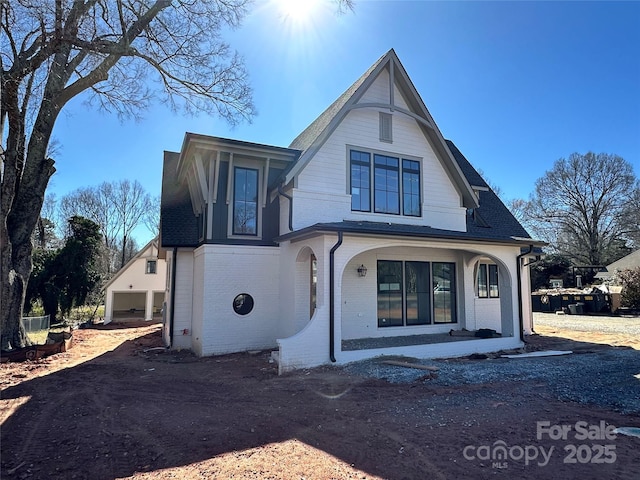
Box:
[1,329,639,480]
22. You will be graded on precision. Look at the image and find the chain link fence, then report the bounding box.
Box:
[21,315,51,345]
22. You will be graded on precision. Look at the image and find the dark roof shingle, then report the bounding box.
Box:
[160,151,199,247]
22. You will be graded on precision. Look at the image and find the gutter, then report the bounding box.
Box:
[329,231,343,363]
[516,245,534,342]
[277,184,293,232]
[169,247,178,347]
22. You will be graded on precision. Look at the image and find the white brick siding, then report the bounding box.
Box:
[172,249,194,350]
[276,235,524,373]
[196,245,282,355]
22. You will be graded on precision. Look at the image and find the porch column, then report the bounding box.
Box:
[145,291,154,321]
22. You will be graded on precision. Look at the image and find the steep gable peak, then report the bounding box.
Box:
[284,49,478,209]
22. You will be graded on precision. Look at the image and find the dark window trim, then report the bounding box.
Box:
[233,293,254,315]
[377,259,456,327]
[477,263,500,298]
[146,259,157,275]
[350,150,371,212]
[349,147,422,218]
[232,166,259,237]
[374,154,400,215]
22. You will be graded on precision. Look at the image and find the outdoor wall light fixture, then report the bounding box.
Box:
[357,264,368,277]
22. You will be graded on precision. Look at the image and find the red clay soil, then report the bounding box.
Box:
[1,320,639,480]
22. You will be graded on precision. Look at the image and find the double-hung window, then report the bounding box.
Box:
[350,149,421,217]
[146,260,157,274]
[477,263,499,298]
[233,167,259,236]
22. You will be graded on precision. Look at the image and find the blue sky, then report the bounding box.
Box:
[49,0,640,245]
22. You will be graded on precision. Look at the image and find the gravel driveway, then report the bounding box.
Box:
[343,314,640,414]
[533,312,640,336]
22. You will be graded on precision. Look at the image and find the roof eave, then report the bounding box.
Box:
[275,224,546,248]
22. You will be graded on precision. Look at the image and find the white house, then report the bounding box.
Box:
[160,50,543,373]
[103,237,166,324]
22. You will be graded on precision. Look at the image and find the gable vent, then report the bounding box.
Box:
[379,112,393,143]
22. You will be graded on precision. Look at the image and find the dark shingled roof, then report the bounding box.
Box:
[277,141,534,245]
[446,140,488,189]
[160,151,199,247]
[446,140,531,240]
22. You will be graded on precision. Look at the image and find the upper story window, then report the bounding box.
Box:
[233,166,258,236]
[146,260,157,274]
[350,149,421,217]
[477,263,499,298]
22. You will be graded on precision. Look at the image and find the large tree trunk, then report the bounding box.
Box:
[1,83,58,350]
[1,237,31,350]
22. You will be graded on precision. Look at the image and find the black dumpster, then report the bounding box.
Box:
[580,294,610,313]
[549,295,563,312]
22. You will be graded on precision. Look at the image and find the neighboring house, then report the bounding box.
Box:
[160,49,543,373]
[104,237,166,324]
[549,278,564,288]
[595,249,640,282]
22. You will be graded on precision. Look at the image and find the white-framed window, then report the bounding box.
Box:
[146,259,157,274]
[477,263,499,298]
[349,148,421,217]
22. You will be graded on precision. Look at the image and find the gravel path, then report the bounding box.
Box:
[341,315,640,414]
[533,312,640,335]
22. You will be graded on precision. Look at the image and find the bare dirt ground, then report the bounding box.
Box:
[1,316,639,480]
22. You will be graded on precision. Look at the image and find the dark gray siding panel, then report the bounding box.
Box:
[212,161,230,241]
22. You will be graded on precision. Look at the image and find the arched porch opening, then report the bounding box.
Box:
[293,245,319,334]
[338,244,516,352]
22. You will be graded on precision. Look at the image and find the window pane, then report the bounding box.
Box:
[377,261,403,327]
[402,160,421,216]
[489,264,499,298]
[374,154,400,214]
[477,264,488,298]
[310,255,317,318]
[406,261,431,325]
[350,151,371,212]
[233,167,258,235]
[433,262,456,323]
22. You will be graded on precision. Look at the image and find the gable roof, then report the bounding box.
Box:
[277,140,537,246]
[596,249,640,278]
[104,237,161,289]
[284,49,478,209]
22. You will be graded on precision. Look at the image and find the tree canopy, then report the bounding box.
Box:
[1,0,353,350]
[1,0,256,350]
[26,216,103,323]
[523,152,639,267]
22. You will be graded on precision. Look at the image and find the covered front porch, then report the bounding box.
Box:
[275,232,528,373]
